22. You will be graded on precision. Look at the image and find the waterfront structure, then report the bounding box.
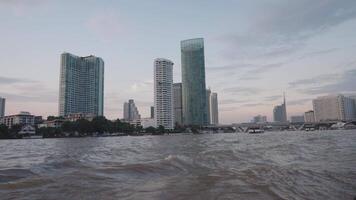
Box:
[0,97,5,117]
[66,113,95,122]
[154,58,174,130]
[59,52,104,117]
[344,96,356,121]
[173,83,183,126]
[0,111,35,128]
[290,115,305,123]
[123,99,141,124]
[304,110,315,123]
[181,38,208,126]
[273,94,287,122]
[150,106,154,119]
[206,89,211,124]
[141,118,155,129]
[253,115,267,123]
[210,92,219,125]
[313,94,356,122]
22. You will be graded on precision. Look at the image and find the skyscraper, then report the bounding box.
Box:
[210,92,219,125]
[150,106,154,119]
[206,89,211,124]
[123,99,141,123]
[0,97,5,117]
[273,93,287,122]
[154,58,174,129]
[59,52,104,117]
[173,83,183,126]
[181,38,208,126]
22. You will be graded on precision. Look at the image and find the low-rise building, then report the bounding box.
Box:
[141,118,155,128]
[0,111,35,128]
[290,115,305,123]
[66,113,95,122]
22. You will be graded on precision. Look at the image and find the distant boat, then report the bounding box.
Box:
[248,127,264,134]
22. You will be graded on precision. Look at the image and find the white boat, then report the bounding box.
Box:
[248,128,264,134]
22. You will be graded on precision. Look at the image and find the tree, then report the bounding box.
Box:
[156,125,165,135]
[91,116,108,134]
[145,126,156,134]
[0,124,9,139]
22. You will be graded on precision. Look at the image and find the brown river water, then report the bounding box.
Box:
[0,130,355,200]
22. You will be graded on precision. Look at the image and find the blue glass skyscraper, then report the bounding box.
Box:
[181,38,208,125]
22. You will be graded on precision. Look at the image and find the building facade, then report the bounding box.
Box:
[59,52,104,117]
[173,83,183,126]
[123,99,141,124]
[312,94,355,122]
[273,94,287,122]
[181,38,208,126]
[290,115,305,123]
[154,58,174,130]
[304,110,315,123]
[210,92,219,125]
[150,106,154,119]
[0,111,35,128]
[206,89,211,124]
[0,97,5,117]
[253,115,267,123]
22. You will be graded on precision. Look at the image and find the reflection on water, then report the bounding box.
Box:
[0,131,355,200]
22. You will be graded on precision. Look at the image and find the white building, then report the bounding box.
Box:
[0,97,5,117]
[141,118,155,128]
[210,92,219,125]
[123,99,141,125]
[154,58,174,130]
[304,110,315,123]
[313,94,356,122]
[0,111,35,128]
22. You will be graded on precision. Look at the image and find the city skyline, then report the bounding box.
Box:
[1,1,356,123]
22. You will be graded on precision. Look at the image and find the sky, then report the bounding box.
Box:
[1,0,356,124]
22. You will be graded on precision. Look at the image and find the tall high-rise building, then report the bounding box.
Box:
[206,89,211,124]
[173,83,183,126]
[210,92,219,125]
[123,99,141,123]
[154,58,174,129]
[181,38,208,126]
[0,97,5,117]
[273,93,287,122]
[59,52,104,117]
[304,110,315,123]
[313,94,356,122]
[150,106,154,119]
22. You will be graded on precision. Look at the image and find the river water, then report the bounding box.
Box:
[0,130,355,200]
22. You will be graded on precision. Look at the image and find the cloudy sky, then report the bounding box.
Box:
[1,0,356,124]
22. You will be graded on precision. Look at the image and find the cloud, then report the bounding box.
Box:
[219,99,250,105]
[223,86,261,96]
[218,0,356,59]
[264,95,282,101]
[289,73,339,88]
[86,12,123,41]
[0,76,35,84]
[297,69,356,95]
[287,98,312,106]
